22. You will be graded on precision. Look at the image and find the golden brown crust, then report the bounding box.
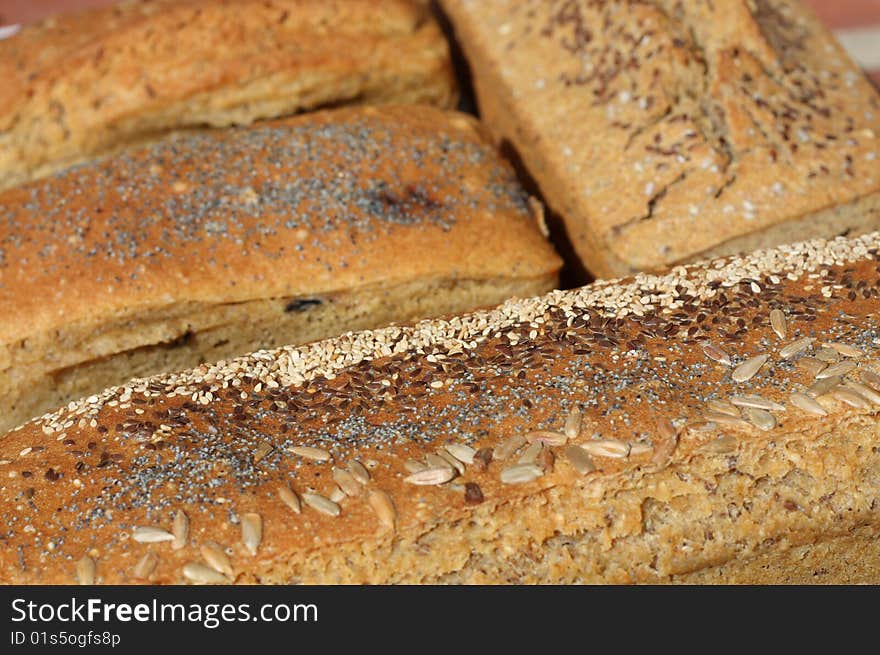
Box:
[0,104,561,429]
[440,0,880,277]
[2,232,880,584]
[0,0,457,190]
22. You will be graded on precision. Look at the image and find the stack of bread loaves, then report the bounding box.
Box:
[0,105,561,433]
[2,0,880,585]
[2,232,880,583]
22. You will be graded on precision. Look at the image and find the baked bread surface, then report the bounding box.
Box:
[0,0,457,191]
[0,104,560,433]
[441,0,880,277]
[2,232,880,584]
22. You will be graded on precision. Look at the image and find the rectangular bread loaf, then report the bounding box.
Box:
[440,0,880,278]
[0,104,561,433]
[2,231,880,584]
[0,0,456,191]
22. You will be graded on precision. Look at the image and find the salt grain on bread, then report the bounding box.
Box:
[3,232,880,583]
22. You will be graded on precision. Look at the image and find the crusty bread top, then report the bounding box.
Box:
[1,231,879,583]
[441,0,880,276]
[0,0,456,190]
[0,105,559,353]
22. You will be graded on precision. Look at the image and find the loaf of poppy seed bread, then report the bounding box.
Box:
[440,0,880,278]
[3,232,880,584]
[0,0,457,192]
[0,104,561,433]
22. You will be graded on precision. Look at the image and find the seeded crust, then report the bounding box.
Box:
[0,104,561,432]
[0,0,457,192]
[2,232,880,584]
[440,0,880,278]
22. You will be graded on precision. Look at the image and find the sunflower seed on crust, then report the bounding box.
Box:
[732,354,769,382]
[404,458,427,474]
[769,309,787,339]
[796,357,827,377]
[133,526,175,543]
[426,453,455,472]
[807,376,842,398]
[172,510,188,551]
[831,387,870,409]
[706,398,741,417]
[347,460,371,485]
[302,492,341,516]
[687,421,718,433]
[524,430,568,446]
[789,392,828,416]
[183,562,229,585]
[518,441,544,465]
[702,410,750,428]
[729,395,786,412]
[815,347,841,363]
[744,407,776,431]
[861,369,880,392]
[564,407,583,440]
[328,484,346,503]
[628,443,653,456]
[500,463,544,484]
[842,381,880,406]
[288,446,332,462]
[434,450,465,475]
[76,556,95,585]
[200,542,234,578]
[132,552,157,580]
[702,342,732,366]
[563,445,596,474]
[241,513,262,556]
[704,435,738,454]
[445,443,476,465]
[367,490,396,530]
[278,484,301,513]
[579,439,630,458]
[822,342,864,358]
[779,336,814,359]
[494,433,527,460]
[403,467,455,486]
[816,360,857,379]
[332,468,362,497]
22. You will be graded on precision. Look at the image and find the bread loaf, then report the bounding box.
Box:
[3,231,880,584]
[0,104,561,433]
[0,0,457,191]
[440,0,880,278]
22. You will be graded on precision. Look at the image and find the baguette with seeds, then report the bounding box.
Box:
[4,233,880,584]
[0,0,457,191]
[0,104,561,432]
[440,0,880,278]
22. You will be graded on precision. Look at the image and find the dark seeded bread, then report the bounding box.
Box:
[3,232,880,584]
[440,0,880,278]
[0,0,457,191]
[0,104,561,433]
